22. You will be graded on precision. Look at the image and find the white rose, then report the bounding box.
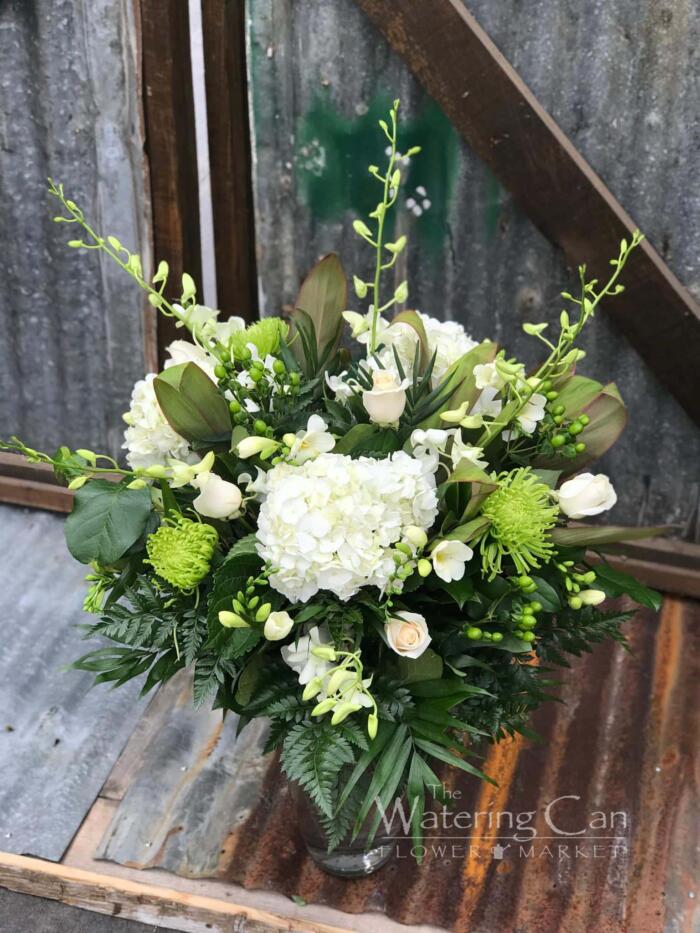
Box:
[362,370,408,424]
[385,611,431,659]
[264,610,294,641]
[192,472,242,520]
[431,539,474,582]
[557,472,617,520]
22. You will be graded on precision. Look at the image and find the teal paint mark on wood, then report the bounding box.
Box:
[296,96,458,255]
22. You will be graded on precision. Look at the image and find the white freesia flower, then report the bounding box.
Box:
[410,428,449,473]
[431,539,473,582]
[264,610,294,641]
[122,373,196,470]
[192,472,243,519]
[557,473,617,520]
[579,589,607,606]
[239,467,268,498]
[289,414,335,464]
[385,611,431,659]
[474,362,506,391]
[237,436,279,459]
[281,624,333,684]
[517,393,547,435]
[362,369,408,424]
[257,451,439,602]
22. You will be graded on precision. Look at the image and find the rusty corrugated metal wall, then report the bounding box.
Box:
[0,0,152,459]
[246,0,700,538]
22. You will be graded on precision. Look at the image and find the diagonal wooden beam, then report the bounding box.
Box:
[355,0,700,427]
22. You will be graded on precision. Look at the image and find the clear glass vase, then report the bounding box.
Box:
[289,781,398,877]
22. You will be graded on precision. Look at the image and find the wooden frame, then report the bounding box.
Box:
[355,0,700,428]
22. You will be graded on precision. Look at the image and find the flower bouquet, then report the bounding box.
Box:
[4,101,664,877]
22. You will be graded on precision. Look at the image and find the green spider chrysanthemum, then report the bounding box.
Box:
[479,467,559,579]
[229,317,288,359]
[146,516,218,590]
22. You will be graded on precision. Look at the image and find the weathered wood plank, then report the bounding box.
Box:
[0,505,148,861]
[0,0,152,458]
[246,0,700,538]
[202,0,258,322]
[140,0,202,360]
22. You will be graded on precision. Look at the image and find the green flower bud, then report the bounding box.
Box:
[68,476,88,490]
[311,644,337,661]
[367,713,378,740]
[331,702,362,726]
[417,558,432,577]
[219,611,249,628]
[353,275,368,298]
[255,603,272,622]
[311,698,335,717]
[302,677,324,701]
[568,596,583,610]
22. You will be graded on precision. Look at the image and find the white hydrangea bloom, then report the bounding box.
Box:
[122,374,196,470]
[256,451,439,602]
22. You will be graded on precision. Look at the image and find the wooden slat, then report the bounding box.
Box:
[354,0,700,427]
[201,0,258,322]
[140,0,202,361]
[0,853,352,933]
[0,475,72,514]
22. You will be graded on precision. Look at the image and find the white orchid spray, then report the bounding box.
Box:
[1,104,665,869]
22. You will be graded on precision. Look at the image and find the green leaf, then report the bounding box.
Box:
[436,574,476,610]
[332,423,378,454]
[397,647,444,683]
[414,738,496,785]
[293,253,347,361]
[335,720,395,814]
[353,724,409,831]
[406,752,426,853]
[551,524,673,548]
[592,563,662,611]
[65,480,152,564]
[445,461,496,489]
[530,576,562,612]
[154,362,231,443]
[445,516,490,544]
[235,652,267,706]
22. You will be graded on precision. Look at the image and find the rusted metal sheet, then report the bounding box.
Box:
[96,598,699,932]
[0,0,153,458]
[0,505,148,862]
[246,0,700,538]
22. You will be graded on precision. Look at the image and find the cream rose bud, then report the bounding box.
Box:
[431,539,473,582]
[385,611,431,659]
[264,610,294,641]
[557,472,617,520]
[192,472,242,520]
[362,370,407,424]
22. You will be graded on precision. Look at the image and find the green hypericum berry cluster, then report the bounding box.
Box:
[536,383,590,459]
[464,625,504,643]
[216,350,300,438]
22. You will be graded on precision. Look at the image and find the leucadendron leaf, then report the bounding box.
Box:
[418,340,498,430]
[292,252,347,365]
[64,479,152,564]
[551,524,673,548]
[154,362,231,444]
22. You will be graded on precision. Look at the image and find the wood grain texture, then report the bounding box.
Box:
[354,0,700,427]
[94,598,700,932]
[202,0,258,323]
[140,0,202,360]
[0,0,152,458]
[246,0,700,537]
[0,505,148,861]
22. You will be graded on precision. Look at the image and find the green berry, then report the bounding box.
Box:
[521,631,536,642]
[551,435,566,448]
[579,414,590,426]
[583,570,597,584]
[237,346,251,361]
[466,627,483,640]
[574,442,586,453]
[249,368,263,383]
[482,631,493,640]
[528,601,542,613]
[568,421,583,436]
[546,390,559,401]
[290,371,301,386]
[214,364,227,379]
[233,411,246,424]
[539,379,552,392]
[524,582,538,593]
[553,415,564,425]
[518,575,533,588]
[491,632,504,643]
[253,419,267,435]
[273,359,286,375]
[520,617,537,630]
[219,347,231,362]
[229,399,241,414]
[553,404,566,415]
